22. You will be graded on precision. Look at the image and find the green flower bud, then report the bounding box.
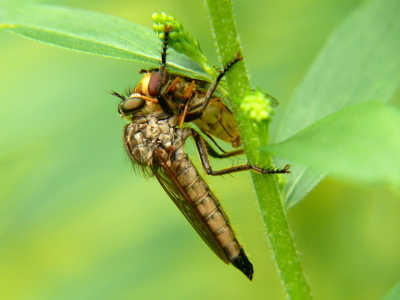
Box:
[152,12,217,78]
[240,88,274,123]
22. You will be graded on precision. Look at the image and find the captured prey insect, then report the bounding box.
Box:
[113,25,290,280]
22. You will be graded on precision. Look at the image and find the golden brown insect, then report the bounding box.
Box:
[113,25,289,280]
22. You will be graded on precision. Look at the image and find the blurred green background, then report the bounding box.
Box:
[1,0,400,299]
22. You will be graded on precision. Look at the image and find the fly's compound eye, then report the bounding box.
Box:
[119,97,145,114]
[148,71,169,97]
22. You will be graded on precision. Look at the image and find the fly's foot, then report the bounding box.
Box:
[217,52,243,75]
[258,164,291,175]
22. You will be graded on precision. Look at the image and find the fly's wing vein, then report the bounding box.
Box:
[154,151,229,264]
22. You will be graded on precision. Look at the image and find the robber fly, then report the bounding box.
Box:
[113,25,290,280]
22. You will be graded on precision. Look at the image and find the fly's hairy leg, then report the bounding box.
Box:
[201,130,226,154]
[155,24,174,115]
[198,130,245,158]
[191,129,290,175]
[185,52,243,122]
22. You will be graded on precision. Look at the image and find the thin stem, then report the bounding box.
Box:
[204,0,312,299]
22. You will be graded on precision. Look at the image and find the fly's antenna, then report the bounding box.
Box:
[110,91,126,100]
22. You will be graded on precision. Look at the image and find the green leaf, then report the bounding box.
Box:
[381,279,400,300]
[265,102,400,188]
[273,0,400,208]
[0,1,209,79]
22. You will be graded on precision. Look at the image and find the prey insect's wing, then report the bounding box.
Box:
[154,151,229,264]
[265,93,279,107]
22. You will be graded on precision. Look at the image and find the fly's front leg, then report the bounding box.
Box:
[184,52,243,122]
[191,129,290,175]
[155,24,174,115]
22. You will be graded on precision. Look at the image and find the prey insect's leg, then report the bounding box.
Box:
[163,77,180,94]
[155,24,174,115]
[179,80,196,127]
[185,52,243,122]
[191,129,290,175]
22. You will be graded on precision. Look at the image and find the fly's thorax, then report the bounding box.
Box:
[125,114,187,166]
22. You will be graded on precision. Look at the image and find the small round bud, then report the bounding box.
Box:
[240,88,274,123]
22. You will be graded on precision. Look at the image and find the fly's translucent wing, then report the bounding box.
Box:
[265,93,279,108]
[154,151,229,264]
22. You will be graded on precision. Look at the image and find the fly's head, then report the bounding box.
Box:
[113,67,173,121]
[112,91,163,121]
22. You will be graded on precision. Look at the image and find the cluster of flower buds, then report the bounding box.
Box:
[152,12,217,78]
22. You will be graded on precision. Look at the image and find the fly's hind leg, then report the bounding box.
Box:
[199,129,244,158]
[191,129,290,175]
[184,52,243,122]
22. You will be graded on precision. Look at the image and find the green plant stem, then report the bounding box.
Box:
[205,0,312,298]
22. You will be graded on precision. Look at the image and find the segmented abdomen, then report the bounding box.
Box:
[171,154,241,261]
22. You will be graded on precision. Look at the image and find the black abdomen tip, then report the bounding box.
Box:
[231,248,254,280]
